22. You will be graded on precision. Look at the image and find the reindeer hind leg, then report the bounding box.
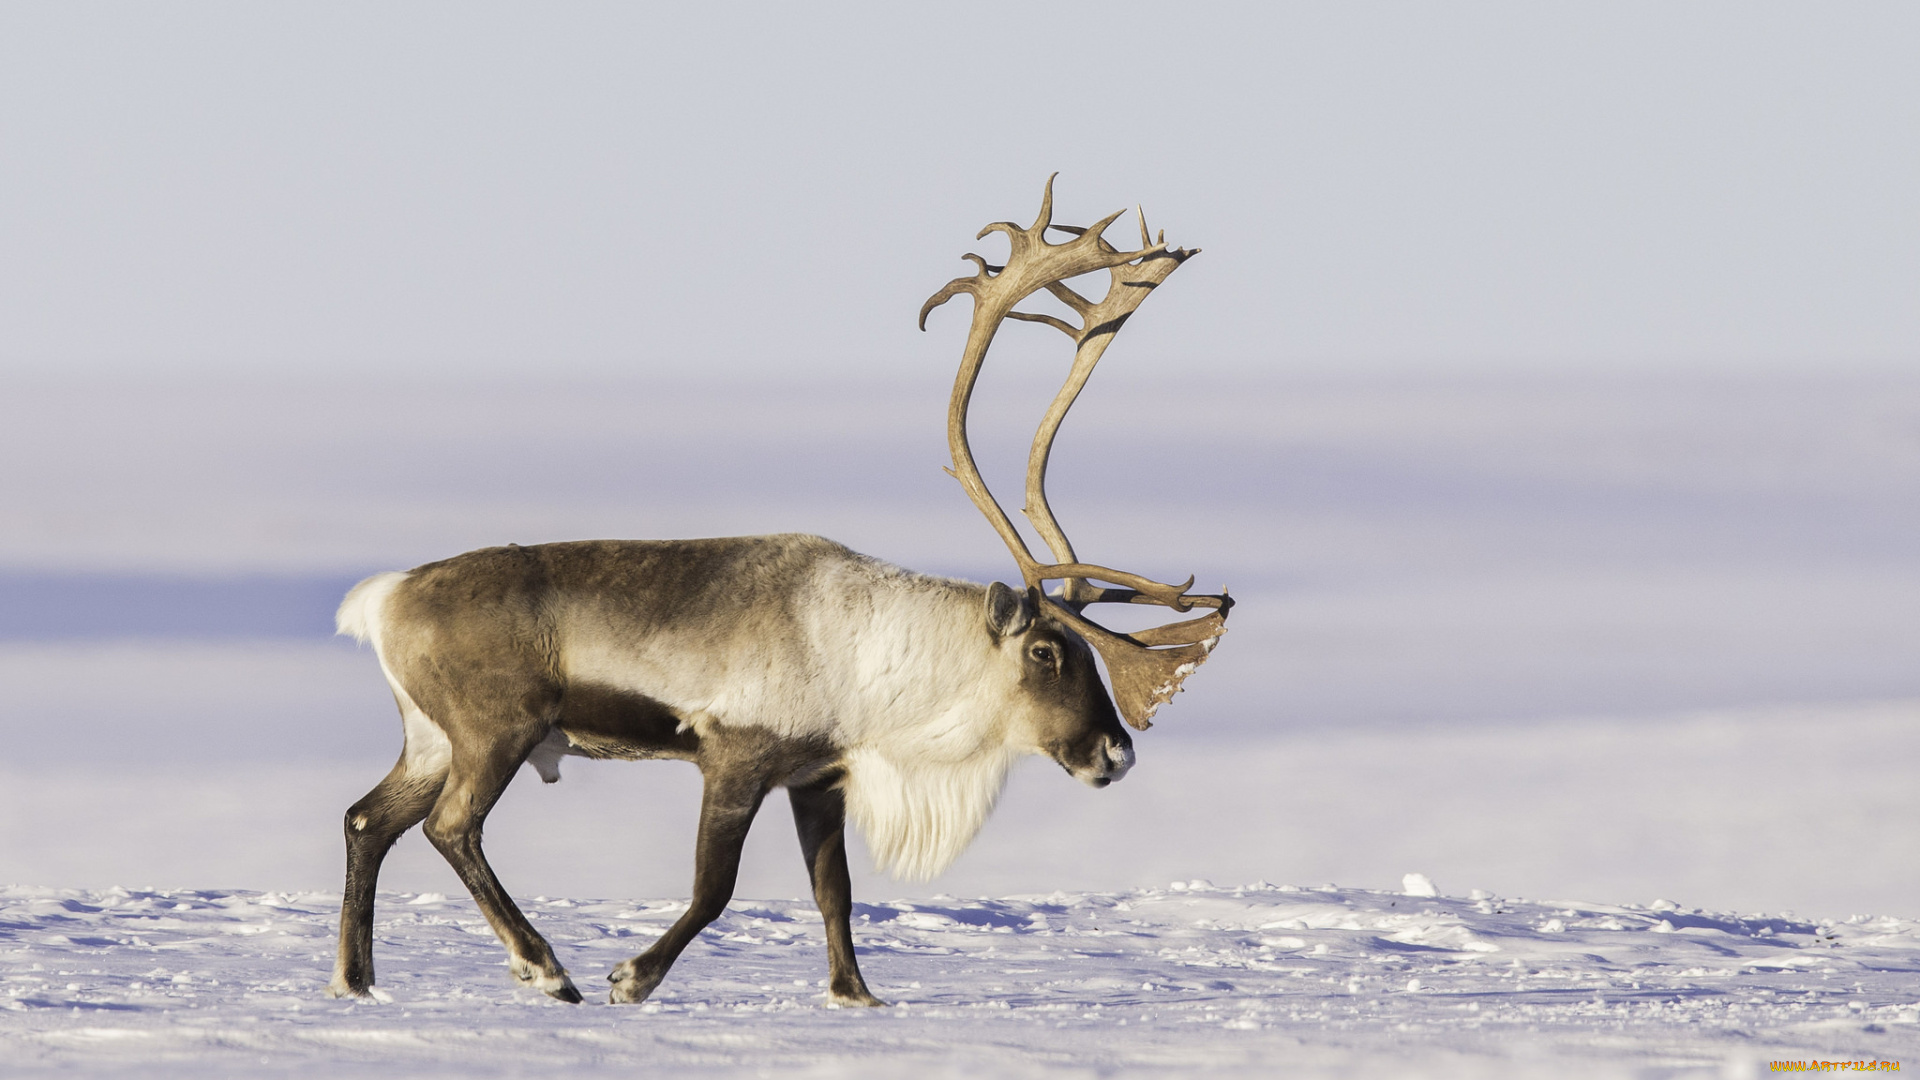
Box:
[329,733,447,999]
[420,717,582,1003]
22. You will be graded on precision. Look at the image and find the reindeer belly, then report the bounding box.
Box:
[551,682,701,761]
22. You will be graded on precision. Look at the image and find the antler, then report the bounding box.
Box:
[919,175,1230,730]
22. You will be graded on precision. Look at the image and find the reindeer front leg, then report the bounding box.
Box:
[789,776,883,1006]
[609,768,767,1004]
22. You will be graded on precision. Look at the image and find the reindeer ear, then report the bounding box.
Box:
[984,581,1035,640]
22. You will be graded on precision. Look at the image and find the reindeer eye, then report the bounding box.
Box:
[1028,643,1058,668]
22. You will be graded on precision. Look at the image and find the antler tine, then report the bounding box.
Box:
[920,178,1173,586]
[919,177,1228,729]
[1022,218,1196,611]
[1034,171,1057,232]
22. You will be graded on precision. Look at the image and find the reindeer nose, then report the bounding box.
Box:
[1099,736,1135,783]
[1069,734,1135,788]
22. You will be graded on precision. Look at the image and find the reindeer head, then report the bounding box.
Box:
[977,580,1133,787]
[921,176,1231,731]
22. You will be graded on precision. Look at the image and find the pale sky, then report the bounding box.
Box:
[2,2,1915,381]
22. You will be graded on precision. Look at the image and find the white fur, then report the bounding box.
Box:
[337,571,451,780]
[841,742,1019,881]
[810,560,1039,880]
[336,571,408,644]
[399,701,452,779]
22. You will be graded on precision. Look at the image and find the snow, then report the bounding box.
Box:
[3,697,1918,1075]
[3,882,1915,1078]
[1403,874,1441,899]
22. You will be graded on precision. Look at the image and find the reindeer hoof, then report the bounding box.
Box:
[526,974,581,1004]
[608,959,666,1004]
[325,978,367,1000]
[825,978,886,1008]
[326,977,391,1003]
[511,959,582,1003]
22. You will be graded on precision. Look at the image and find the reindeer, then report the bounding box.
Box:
[327,177,1231,1006]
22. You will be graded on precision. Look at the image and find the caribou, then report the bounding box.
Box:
[327,177,1231,1007]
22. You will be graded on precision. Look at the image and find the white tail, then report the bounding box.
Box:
[334,571,408,645]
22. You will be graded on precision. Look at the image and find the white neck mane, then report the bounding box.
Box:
[819,563,1024,881]
[841,742,1019,881]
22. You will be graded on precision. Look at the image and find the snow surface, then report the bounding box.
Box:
[3,882,1915,1078]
